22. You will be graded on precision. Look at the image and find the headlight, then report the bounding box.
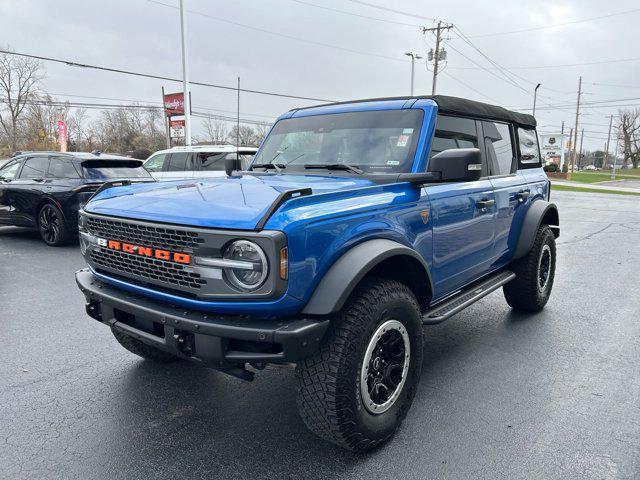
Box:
[222,240,268,291]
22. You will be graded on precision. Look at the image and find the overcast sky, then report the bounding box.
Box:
[2,0,640,151]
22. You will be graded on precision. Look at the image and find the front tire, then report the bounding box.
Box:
[111,328,178,363]
[296,277,423,452]
[504,225,556,312]
[38,203,71,246]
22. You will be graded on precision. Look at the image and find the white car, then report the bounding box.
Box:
[143,145,257,181]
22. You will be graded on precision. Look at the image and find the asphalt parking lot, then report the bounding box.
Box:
[1,190,639,480]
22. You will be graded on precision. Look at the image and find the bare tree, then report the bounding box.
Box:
[0,48,44,151]
[253,122,271,146]
[228,124,262,147]
[22,95,69,150]
[617,108,640,168]
[202,116,228,144]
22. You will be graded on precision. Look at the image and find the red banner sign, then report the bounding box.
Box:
[163,92,184,116]
[57,120,67,153]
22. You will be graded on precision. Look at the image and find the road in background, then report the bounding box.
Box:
[1,190,639,479]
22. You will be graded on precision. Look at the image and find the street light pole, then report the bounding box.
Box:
[533,83,541,117]
[404,52,422,96]
[179,0,192,146]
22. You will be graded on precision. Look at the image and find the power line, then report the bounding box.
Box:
[448,55,640,71]
[0,48,336,103]
[290,0,422,27]
[455,6,640,39]
[342,0,436,21]
[148,0,406,64]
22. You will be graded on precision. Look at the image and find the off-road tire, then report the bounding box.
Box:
[38,203,72,246]
[111,328,178,363]
[504,225,556,312]
[296,277,423,452]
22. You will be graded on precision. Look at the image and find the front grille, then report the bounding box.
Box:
[90,248,206,290]
[86,216,204,251]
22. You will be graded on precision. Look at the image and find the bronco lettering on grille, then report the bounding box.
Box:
[103,239,191,264]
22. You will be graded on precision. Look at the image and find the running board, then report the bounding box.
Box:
[422,270,516,325]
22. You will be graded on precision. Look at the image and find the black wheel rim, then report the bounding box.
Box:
[39,206,60,244]
[360,320,410,415]
[538,244,552,292]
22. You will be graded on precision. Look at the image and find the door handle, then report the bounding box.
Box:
[516,190,530,201]
[476,198,495,209]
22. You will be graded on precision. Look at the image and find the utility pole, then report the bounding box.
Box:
[570,76,582,173]
[405,52,422,96]
[578,128,584,170]
[179,0,192,146]
[423,21,454,95]
[561,120,565,134]
[533,83,541,117]
[604,114,613,169]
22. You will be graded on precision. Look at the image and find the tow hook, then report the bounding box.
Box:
[173,330,195,356]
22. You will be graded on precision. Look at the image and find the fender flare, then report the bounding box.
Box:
[513,200,560,260]
[301,239,432,316]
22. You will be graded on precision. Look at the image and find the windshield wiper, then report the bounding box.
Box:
[252,163,285,173]
[304,163,363,174]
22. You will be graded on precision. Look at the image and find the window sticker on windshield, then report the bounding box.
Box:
[397,134,410,147]
[402,128,414,134]
[387,160,400,166]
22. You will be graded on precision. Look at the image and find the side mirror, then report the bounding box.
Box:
[428,148,482,182]
[225,156,242,177]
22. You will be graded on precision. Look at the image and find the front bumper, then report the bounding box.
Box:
[76,269,329,368]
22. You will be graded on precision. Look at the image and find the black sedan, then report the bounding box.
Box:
[0,151,154,246]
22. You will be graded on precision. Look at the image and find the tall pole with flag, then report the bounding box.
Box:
[179,0,192,146]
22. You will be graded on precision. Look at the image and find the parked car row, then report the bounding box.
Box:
[0,145,257,245]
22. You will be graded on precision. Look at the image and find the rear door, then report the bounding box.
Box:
[426,115,497,298]
[8,155,50,227]
[484,120,529,266]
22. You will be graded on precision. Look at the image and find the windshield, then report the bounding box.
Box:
[81,160,152,180]
[252,109,424,174]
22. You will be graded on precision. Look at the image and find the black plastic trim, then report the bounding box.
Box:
[513,200,560,259]
[254,187,312,231]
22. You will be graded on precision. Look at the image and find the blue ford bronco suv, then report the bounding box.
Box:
[76,95,559,451]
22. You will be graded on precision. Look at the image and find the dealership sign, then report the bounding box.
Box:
[540,133,567,167]
[170,119,185,138]
[163,92,184,116]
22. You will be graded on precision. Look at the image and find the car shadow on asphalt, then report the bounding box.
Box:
[0,226,79,247]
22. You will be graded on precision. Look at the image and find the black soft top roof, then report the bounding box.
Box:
[295,95,536,128]
[428,95,536,128]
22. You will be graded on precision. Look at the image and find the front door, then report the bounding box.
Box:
[426,115,496,299]
[0,159,22,224]
[8,155,50,227]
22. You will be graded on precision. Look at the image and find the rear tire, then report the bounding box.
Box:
[504,225,556,312]
[111,328,178,363]
[38,203,71,246]
[296,277,423,452]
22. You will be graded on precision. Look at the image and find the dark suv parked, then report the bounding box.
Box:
[0,151,153,245]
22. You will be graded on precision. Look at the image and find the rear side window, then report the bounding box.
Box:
[49,158,81,178]
[81,160,152,180]
[167,152,191,171]
[518,128,541,167]
[483,121,515,175]
[200,152,227,171]
[429,115,479,159]
[145,153,167,172]
[19,156,49,179]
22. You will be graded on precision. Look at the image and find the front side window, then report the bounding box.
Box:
[144,153,167,172]
[167,152,191,171]
[518,128,541,166]
[19,156,49,179]
[49,158,81,178]
[429,115,479,159]
[0,160,21,181]
[252,109,424,173]
[483,121,515,175]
